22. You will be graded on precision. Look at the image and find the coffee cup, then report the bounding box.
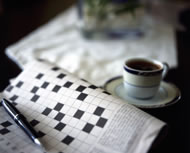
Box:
[123,58,169,99]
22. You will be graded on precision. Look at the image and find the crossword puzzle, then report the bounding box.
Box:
[0,61,121,153]
[0,121,12,136]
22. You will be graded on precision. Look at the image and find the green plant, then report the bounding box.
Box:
[84,0,142,19]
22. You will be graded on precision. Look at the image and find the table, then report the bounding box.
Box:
[0,1,189,153]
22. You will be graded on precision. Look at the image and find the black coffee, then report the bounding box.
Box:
[127,60,161,71]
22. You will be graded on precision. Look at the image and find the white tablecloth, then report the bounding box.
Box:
[6,6,177,86]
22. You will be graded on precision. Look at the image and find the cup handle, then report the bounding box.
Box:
[162,62,169,78]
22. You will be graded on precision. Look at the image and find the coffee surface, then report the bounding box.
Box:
[126,60,161,71]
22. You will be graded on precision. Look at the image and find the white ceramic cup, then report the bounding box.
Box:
[123,58,169,99]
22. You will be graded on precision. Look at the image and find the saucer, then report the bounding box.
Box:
[104,76,181,109]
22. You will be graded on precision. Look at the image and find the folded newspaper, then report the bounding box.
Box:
[0,60,166,153]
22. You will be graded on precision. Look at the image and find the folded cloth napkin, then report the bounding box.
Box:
[6,6,177,86]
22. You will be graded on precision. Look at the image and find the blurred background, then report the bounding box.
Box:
[0,0,76,90]
[0,0,189,90]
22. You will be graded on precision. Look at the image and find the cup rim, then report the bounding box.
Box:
[124,58,163,75]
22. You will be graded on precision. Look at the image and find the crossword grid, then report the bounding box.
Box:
[0,106,42,153]
[0,61,121,153]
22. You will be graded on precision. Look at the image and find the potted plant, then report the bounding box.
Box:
[78,0,146,39]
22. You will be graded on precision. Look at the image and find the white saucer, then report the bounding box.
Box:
[104,76,181,109]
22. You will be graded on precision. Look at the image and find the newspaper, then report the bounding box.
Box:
[0,60,165,153]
